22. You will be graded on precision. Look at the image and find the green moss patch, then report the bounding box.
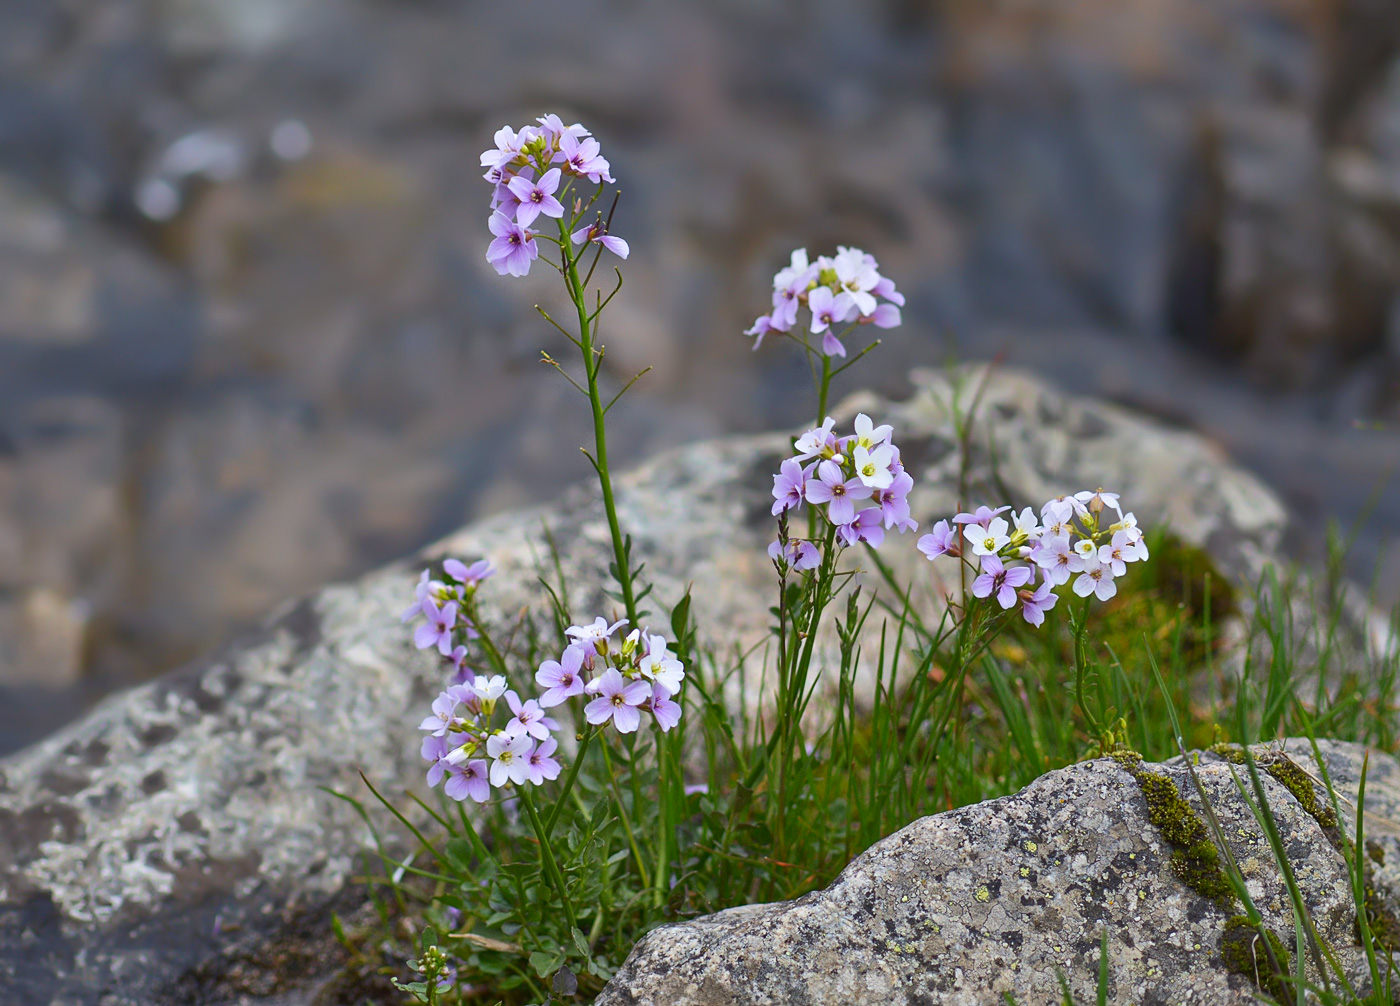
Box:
[1112,753,1233,905]
[1221,915,1292,1003]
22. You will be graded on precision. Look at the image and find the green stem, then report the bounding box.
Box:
[1072,594,1100,735]
[518,788,578,932]
[558,219,639,627]
[544,726,594,839]
[600,737,651,888]
[817,354,833,424]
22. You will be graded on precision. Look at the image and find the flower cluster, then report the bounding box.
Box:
[403,558,495,684]
[415,614,685,804]
[769,413,919,568]
[746,247,904,357]
[479,115,627,277]
[917,490,1149,626]
[538,617,684,734]
[419,673,562,803]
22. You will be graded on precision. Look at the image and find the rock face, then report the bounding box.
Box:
[597,739,1396,1006]
[0,368,1291,1003]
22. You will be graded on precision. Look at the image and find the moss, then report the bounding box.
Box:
[1221,916,1291,1003]
[1112,753,1233,906]
[1210,746,1342,847]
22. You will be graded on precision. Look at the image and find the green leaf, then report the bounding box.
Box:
[571,926,591,959]
[530,949,565,979]
[420,925,438,950]
[444,837,475,874]
[553,963,579,995]
[670,591,692,646]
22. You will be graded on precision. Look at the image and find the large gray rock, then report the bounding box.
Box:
[0,368,1290,1003]
[597,739,1396,1006]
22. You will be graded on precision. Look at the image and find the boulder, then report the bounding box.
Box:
[597,739,1397,1006]
[0,368,1291,1003]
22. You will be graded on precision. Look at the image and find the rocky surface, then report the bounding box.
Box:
[0,367,1291,1004]
[4,0,1400,751]
[597,739,1396,1006]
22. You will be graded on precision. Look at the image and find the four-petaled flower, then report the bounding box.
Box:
[917,519,959,559]
[487,731,533,787]
[524,738,562,785]
[414,598,459,656]
[445,759,491,803]
[535,645,587,707]
[964,517,1011,557]
[485,211,539,277]
[1019,579,1058,627]
[852,443,895,490]
[769,537,821,571]
[506,168,564,227]
[572,219,630,259]
[649,685,682,732]
[1073,556,1118,601]
[772,459,810,515]
[504,690,557,740]
[973,555,1033,609]
[584,668,652,733]
[806,458,872,524]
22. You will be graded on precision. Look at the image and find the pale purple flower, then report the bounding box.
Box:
[805,459,873,524]
[953,505,1011,527]
[566,616,628,650]
[863,303,901,329]
[773,249,815,291]
[1073,556,1118,601]
[876,472,917,532]
[571,219,629,259]
[772,459,810,515]
[649,685,682,732]
[485,211,538,277]
[770,283,803,331]
[491,166,527,215]
[444,558,494,586]
[584,668,651,733]
[684,782,709,796]
[768,537,821,571]
[1030,535,1082,586]
[793,417,838,461]
[557,131,613,183]
[423,734,451,787]
[503,690,558,741]
[972,555,1033,609]
[1019,579,1058,627]
[807,286,854,335]
[447,646,475,686]
[419,687,470,737]
[401,569,445,623]
[872,275,904,306]
[487,732,532,787]
[746,314,777,350]
[506,168,564,227]
[479,124,536,172]
[535,645,587,707]
[444,759,491,803]
[536,114,590,146]
[917,519,959,559]
[414,598,459,656]
[524,737,562,785]
[838,507,886,548]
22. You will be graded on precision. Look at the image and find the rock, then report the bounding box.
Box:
[0,367,1294,1003]
[597,739,1394,1006]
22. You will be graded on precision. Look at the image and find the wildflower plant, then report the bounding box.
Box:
[342,115,1400,1006]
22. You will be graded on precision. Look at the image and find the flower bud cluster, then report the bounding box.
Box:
[537,617,685,735]
[768,413,919,568]
[403,558,495,684]
[917,490,1149,626]
[479,115,628,277]
[746,247,904,357]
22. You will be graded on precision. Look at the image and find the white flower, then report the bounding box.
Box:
[853,444,895,489]
[1031,535,1081,586]
[566,616,628,650]
[487,732,532,787]
[1099,530,1144,576]
[965,517,1010,557]
[794,417,838,461]
[1073,538,1098,559]
[1073,557,1118,601]
[773,248,811,290]
[852,413,892,451]
[1074,489,1122,517]
[832,245,880,316]
[1011,507,1041,540]
[471,674,508,706]
[639,634,685,696]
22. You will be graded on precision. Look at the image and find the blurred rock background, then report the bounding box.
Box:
[0,0,1397,754]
